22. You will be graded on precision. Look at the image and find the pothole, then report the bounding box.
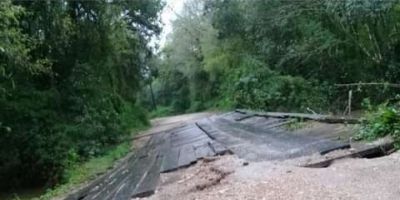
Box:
[303,145,395,168]
[363,150,387,159]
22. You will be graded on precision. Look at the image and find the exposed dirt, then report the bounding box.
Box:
[137,152,400,200]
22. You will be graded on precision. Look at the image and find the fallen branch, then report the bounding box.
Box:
[335,82,400,88]
[236,109,360,124]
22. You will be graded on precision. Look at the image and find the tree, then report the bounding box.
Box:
[155,0,400,114]
[0,0,163,189]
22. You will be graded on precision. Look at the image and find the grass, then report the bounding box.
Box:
[27,116,151,200]
[27,142,131,200]
[5,142,131,200]
[4,106,150,200]
[283,119,309,131]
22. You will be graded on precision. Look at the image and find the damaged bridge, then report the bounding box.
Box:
[65,110,393,200]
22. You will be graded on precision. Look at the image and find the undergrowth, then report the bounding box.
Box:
[149,106,175,118]
[356,100,400,148]
[30,142,132,200]
[284,119,310,131]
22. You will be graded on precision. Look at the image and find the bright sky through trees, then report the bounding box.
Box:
[159,0,185,47]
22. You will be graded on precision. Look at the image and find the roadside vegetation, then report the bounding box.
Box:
[357,100,400,147]
[32,142,131,200]
[146,0,400,117]
[0,0,161,197]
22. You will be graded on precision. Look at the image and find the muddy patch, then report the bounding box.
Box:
[138,156,239,200]
[191,166,233,191]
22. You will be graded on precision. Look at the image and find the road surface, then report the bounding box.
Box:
[66,111,398,200]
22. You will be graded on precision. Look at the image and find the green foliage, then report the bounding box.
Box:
[33,142,132,200]
[187,101,206,113]
[234,73,328,112]
[152,68,191,113]
[357,102,400,145]
[148,0,400,116]
[284,119,309,131]
[120,102,149,132]
[0,0,162,191]
[149,106,175,118]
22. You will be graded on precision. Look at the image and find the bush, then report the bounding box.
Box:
[232,68,328,112]
[0,0,161,192]
[187,101,206,113]
[357,102,400,146]
[119,101,149,132]
[33,142,131,200]
[149,106,175,118]
[0,87,149,189]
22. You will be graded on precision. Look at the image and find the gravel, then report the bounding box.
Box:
[137,152,400,200]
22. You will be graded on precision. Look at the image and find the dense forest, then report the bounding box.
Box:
[3,0,400,197]
[149,0,400,115]
[0,0,162,191]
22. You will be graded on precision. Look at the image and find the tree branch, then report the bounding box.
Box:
[335,82,400,88]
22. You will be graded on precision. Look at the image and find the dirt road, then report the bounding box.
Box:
[132,112,216,149]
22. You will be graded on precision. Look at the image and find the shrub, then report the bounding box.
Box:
[232,68,328,112]
[357,102,400,146]
[119,101,149,132]
[149,106,175,118]
[187,101,206,113]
